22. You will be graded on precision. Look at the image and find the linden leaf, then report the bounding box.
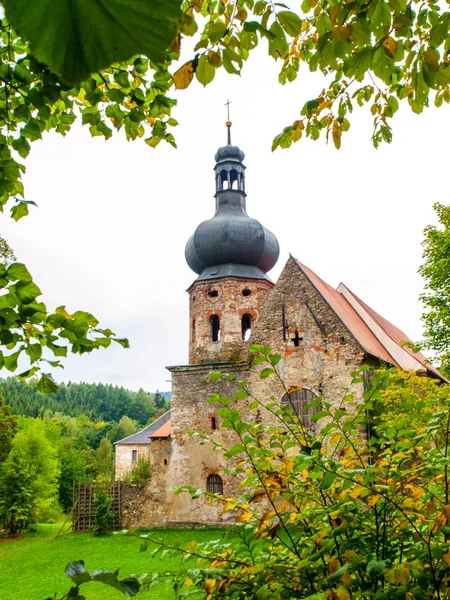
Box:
[383,37,399,58]
[173,60,196,90]
[196,55,215,86]
[332,25,352,42]
[3,0,182,84]
[443,550,450,568]
[423,48,440,72]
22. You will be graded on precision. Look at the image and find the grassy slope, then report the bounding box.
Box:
[0,524,223,600]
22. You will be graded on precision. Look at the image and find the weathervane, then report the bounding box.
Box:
[225,99,232,144]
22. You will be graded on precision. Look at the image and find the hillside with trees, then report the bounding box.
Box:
[0,377,170,424]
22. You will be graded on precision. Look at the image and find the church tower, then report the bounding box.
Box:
[185,121,280,363]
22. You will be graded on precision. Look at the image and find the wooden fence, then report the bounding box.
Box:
[72,482,122,532]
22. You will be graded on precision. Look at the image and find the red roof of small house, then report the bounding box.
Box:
[150,420,171,439]
[292,257,448,383]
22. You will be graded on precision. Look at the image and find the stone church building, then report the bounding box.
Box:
[115,123,446,527]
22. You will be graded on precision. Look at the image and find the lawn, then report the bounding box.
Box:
[0,524,225,600]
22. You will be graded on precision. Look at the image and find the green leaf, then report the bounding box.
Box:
[7,263,32,283]
[11,200,37,222]
[4,0,182,84]
[210,371,223,382]
[196,55,215,87]
[259,368,275,379]
[278,11,303,36]
[15,281,42,304]
[4,350,21,372]
[319,471,337,489]
[66,561,86,578]
[367,560,386,577]
[388,0,407,11]
[26,343,42,362]
[38,373,59,394]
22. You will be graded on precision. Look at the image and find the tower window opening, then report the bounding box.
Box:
[242,289,251,296]
[242,313,252,341]
[281,388,318,431]
[191,318,196,342]
[206,474,223,495]
[208,290,218,298]
[210,314,221,342]
[211,416,217,430]
[219,170,228,190]
[164,459,168,465]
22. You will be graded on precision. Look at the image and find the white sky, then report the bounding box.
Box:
[2,45,449,392]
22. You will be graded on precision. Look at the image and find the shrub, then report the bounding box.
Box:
[148,348,450,599]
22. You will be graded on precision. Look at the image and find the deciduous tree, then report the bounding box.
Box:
[419,203,450,378]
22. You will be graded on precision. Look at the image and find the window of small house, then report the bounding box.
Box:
[131,449,138,462]
[206,474,223,495]
[281,388,318,431]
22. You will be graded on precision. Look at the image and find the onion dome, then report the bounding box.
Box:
[185,122,280,281]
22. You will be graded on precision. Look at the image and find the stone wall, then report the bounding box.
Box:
[188,276,273,363]
[164,362,251,526]
[247,256,365,425]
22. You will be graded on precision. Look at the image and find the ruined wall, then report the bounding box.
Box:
[188,277,273,364]
[119,439,172,528]
[247,256,365,420]
[115,444,150,480]
[165,362,251,526]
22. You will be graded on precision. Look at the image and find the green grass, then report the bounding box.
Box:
[0,524,225,600]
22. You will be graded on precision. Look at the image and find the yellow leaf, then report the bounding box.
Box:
[208,50,222,68]
[332,122,341,150]
[341,572,351,586]
[329,558,340,574]
[332,25,352,42]
[204,579,216,593]
[366,494,381,507]
[236,511,252,522]
[349,487,362,499]
[337,588,351,600]
[290,512,298,521]
[383,37,398,58]
[423,47,439,72]
[173,60,195,90]
[291,128,303,142]
[444,550,450,568]
[184,577,193,587]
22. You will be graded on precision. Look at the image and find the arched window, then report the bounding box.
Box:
[242,313,252,341]
[210,314,220,342]
[281,388,318,431]
[206,474,223,494]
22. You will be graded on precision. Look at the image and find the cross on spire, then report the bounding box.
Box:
[225,99,232,144]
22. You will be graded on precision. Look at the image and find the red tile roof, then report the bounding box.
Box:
[292,257,447,382]
[150,420,171,439]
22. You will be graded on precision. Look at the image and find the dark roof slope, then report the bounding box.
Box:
[114,410,171,445]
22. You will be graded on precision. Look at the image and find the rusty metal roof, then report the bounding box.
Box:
[293,257,447,382]
[150,420,171,439]
[294,259,397,366]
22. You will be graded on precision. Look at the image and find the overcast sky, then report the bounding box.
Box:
[2,45,449,392]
